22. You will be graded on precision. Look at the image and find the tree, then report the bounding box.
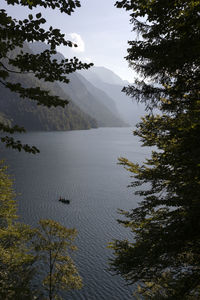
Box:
[110,1,200,299]
[34,219,82,300]
[0,161,36,299]
[0,0,93,153]
[0,161,82,299]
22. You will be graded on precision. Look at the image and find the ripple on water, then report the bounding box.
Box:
[2,128,150,299]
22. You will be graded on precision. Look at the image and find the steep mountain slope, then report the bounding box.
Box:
[29,42,128,127]
[79,67,145,126]
[60,73,128,127]
[0,44,97,131]
[0,73,97,131]
[75,72,121,119]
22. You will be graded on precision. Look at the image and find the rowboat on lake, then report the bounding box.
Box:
[59,197,70,204]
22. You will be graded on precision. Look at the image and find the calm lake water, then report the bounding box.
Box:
[1,127,151,300]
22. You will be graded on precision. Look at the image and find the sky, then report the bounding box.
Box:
[2,0,138,82]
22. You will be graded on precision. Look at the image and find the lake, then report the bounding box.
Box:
[1,127,151,300]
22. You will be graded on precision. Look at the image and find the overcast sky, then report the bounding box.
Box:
[2,0,138,82]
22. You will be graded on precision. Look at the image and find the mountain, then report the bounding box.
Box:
[29,42,128,128]
[60,72,128,127]
[0,44,97,131]
[75,72,121,118]
[81,66,129,86]
[79,67,145,126]
[0,72,98,131]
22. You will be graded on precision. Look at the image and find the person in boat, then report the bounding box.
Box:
[59,197,70,204]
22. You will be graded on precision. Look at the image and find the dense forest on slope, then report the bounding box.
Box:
[0,71,98,131]
[0,43,97,131]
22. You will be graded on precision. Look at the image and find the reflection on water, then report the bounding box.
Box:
[1,127,151,300]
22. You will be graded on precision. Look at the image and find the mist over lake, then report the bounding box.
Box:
[1,127,151,299]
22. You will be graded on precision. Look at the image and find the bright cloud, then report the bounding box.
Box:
[68,33,85,52]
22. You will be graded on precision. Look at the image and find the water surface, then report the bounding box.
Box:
[1,127,151,300]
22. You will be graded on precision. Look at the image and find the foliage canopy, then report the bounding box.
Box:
[34,219,82,300]
[0,0,93,153]
[0,161,82,299]
[110,1,200,299]
[0,161,35,299]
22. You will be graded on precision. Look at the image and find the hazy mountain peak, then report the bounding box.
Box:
[79,66,145,126]
[27,42,133,127]
[79,66,129,86]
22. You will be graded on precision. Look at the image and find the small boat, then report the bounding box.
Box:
[59,197,70,204]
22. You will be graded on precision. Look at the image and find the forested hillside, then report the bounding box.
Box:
[0,44,97,131]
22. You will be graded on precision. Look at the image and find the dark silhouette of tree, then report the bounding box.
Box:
[0,0,93,153]
[110,1,200,298]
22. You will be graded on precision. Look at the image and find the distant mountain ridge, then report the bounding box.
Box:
[81,66,129,86]
[79,66,145,125]
[29,42,128,128]
[76,73,121,117]
[1,41,142,133]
